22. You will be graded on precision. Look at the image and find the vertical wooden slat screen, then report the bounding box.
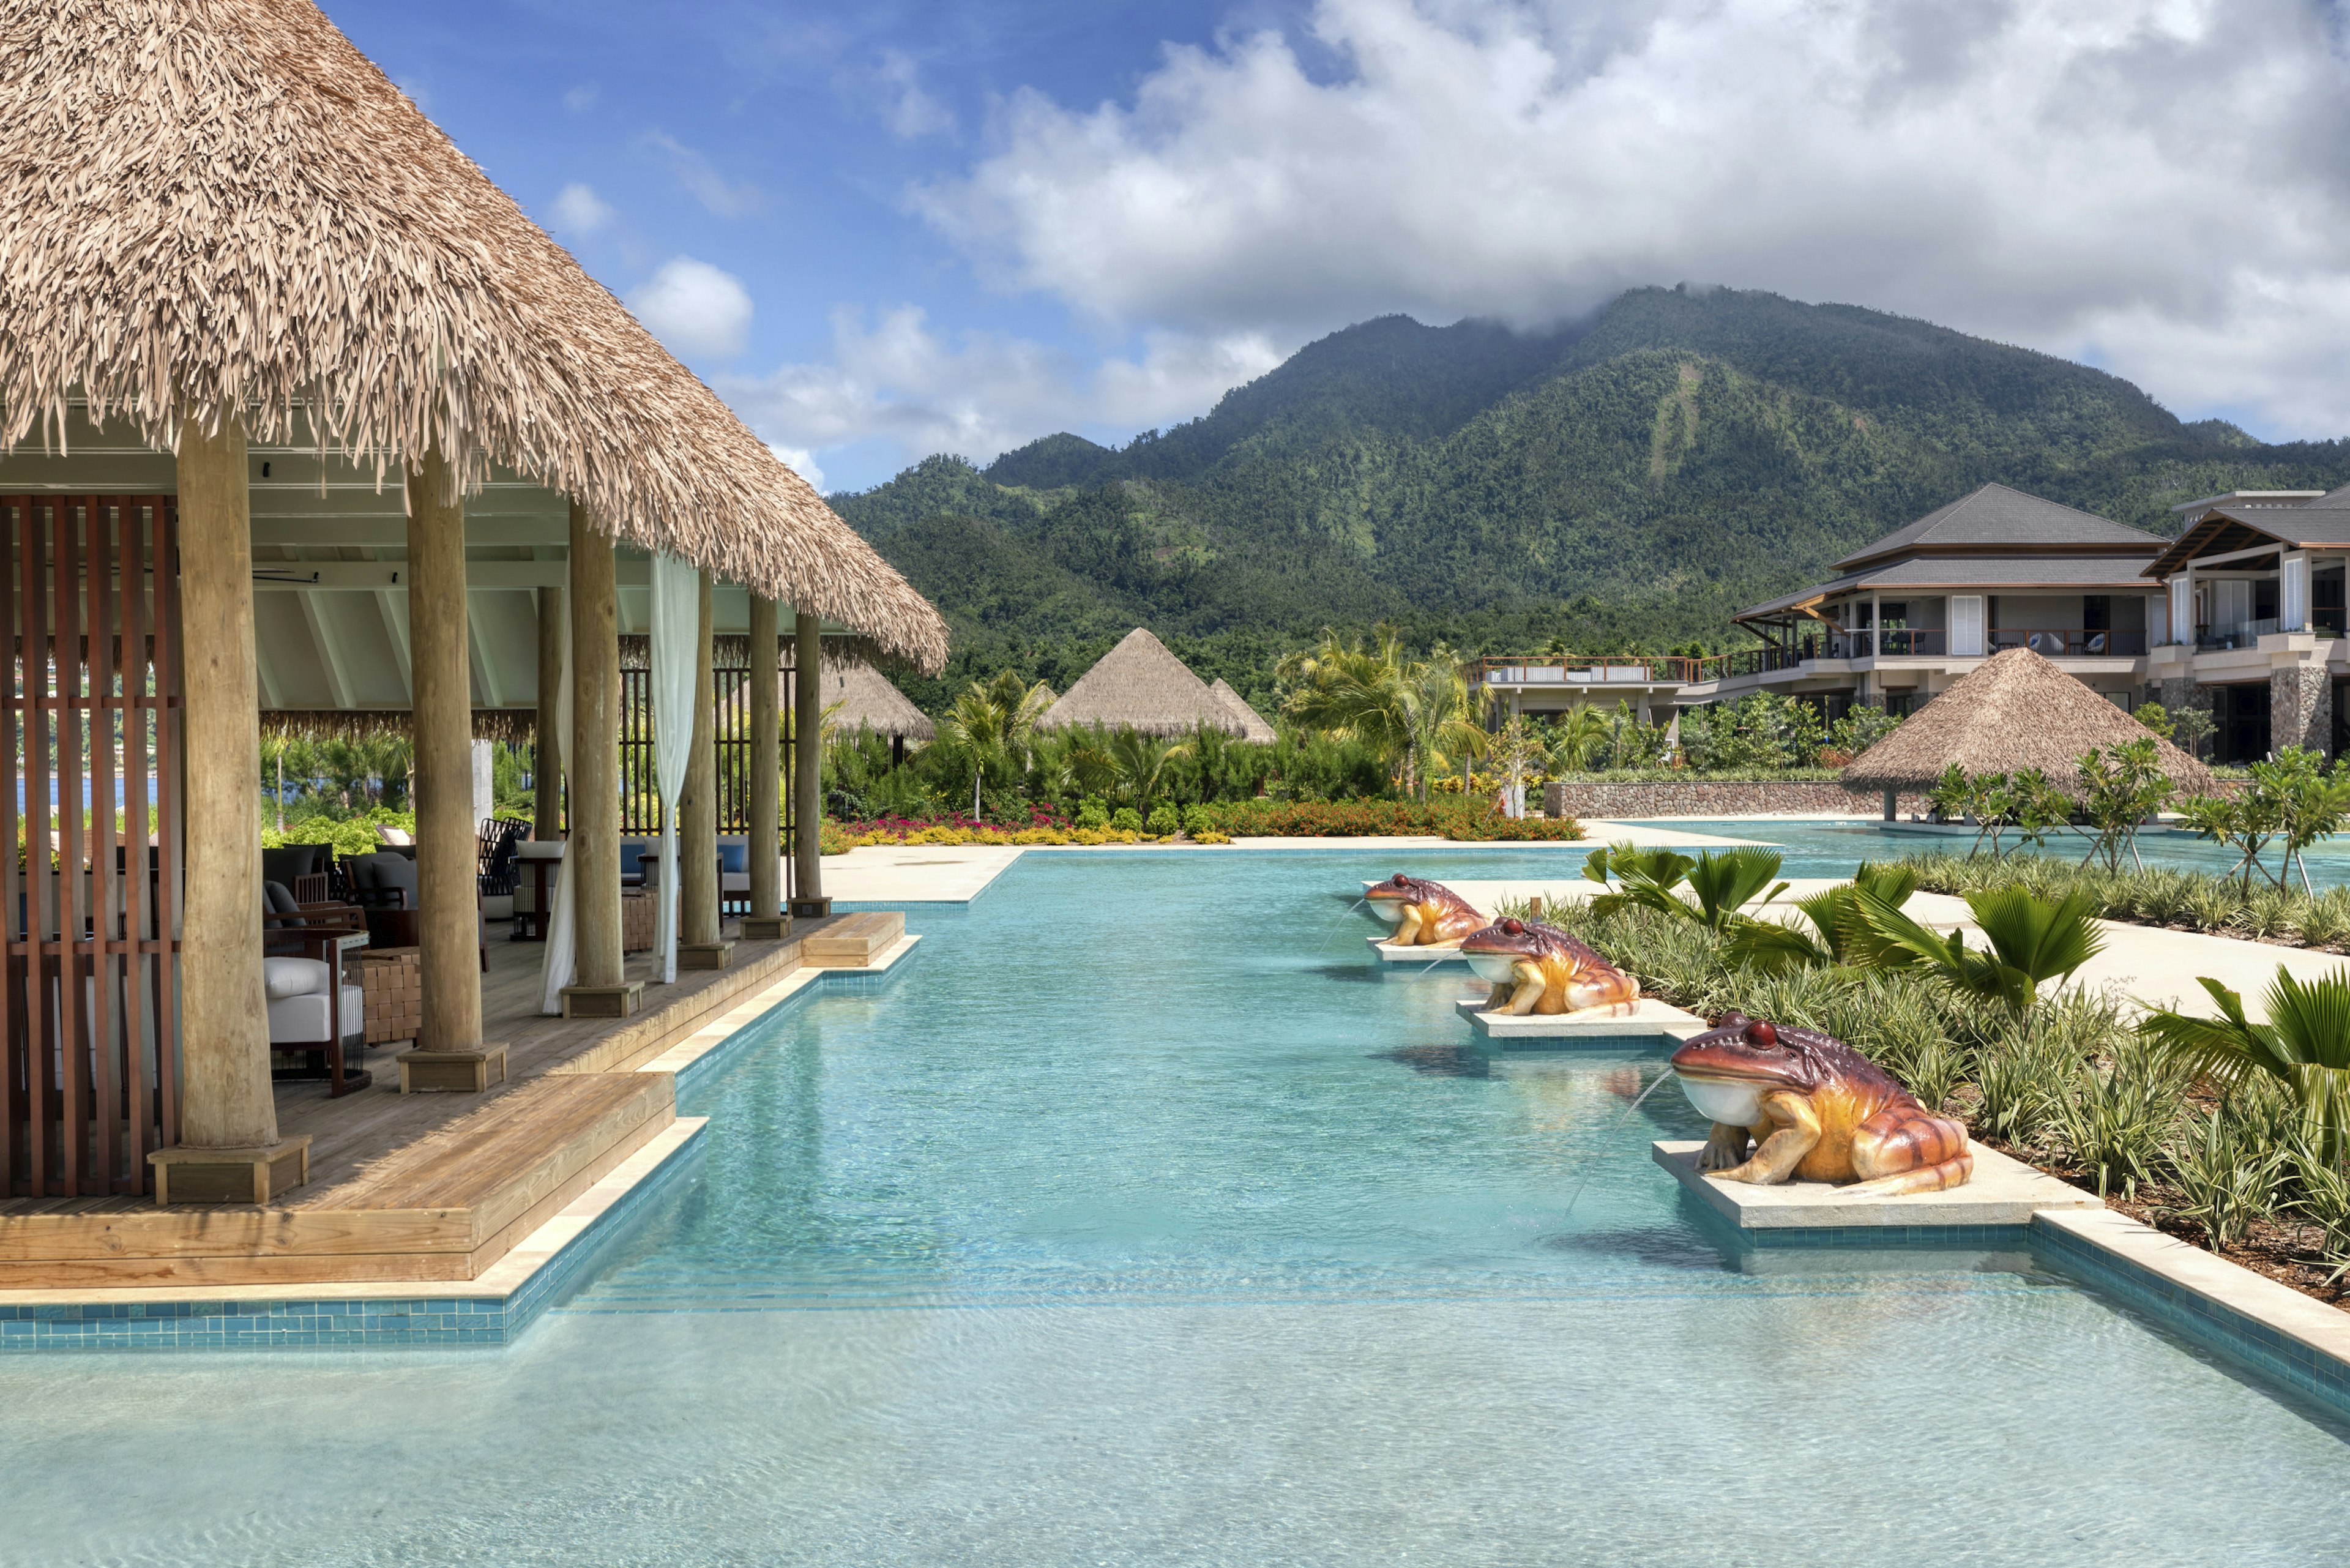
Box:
[614,644,794,894]
[1,495,182,1197]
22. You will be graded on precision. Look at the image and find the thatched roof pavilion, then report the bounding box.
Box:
[1,0,944,667]
[1209,679,1279,744]
[1039,628,1264,737]
[820,657,935,743]
[1841,648,2214,799]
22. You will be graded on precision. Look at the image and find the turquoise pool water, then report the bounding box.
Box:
[6,849,2350,1564]
[1620,816,2350,887]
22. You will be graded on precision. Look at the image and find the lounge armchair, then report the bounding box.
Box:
[262,881,371,1096]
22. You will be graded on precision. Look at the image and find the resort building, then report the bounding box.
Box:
[1477,481,2347,762]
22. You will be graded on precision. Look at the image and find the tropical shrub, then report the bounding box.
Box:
[1110,807,1144,832]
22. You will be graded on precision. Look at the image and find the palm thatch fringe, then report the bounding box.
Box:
[2,0,946,670]
[262,708,536,743]
[1208,678,1278,744]
[1840,648,2213,797]
[1038,627,1258,738]
[614,632,899,673]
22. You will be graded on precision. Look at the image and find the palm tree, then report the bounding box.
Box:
[1107,728,1191,810]
[1854,885,2105,1017]
[1277,629,1412,774]
[2140,966,2350,1159]
[1551,706,1609,773]
[936,672,1054,818]
[1398,646,1486,802]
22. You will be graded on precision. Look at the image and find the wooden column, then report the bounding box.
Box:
[157,410,310,1199]
[534,585,564,840]
[741,594,787,938]
[677,572,729,966]
[791,610,829,916]
[397,446,504,1092]
[561,505,635,1015]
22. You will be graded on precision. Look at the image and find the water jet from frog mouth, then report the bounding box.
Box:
[1556,1068,1679,1220]
[1317,895,1373,955]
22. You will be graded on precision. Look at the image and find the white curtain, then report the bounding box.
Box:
[649,553,699,984]
[537,593,576,1015]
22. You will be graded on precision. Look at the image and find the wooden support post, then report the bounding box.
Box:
[677,571,730,968]
[561,504,639,1017]
[397,447,504,1092]
[790,610,829,919]
[163,409,300,1194]
[742,594,788,939]
[534,585,564,840]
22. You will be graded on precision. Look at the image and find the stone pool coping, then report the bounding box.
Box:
[0,945,925,1351]
[1654,1140,2099,1230]
[1459,998,1710,1045]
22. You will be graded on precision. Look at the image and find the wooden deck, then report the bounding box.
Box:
[0,914,890,1288]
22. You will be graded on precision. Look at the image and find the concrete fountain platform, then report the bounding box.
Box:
[1455,997,1710,1048]
[1368,936,1469,963]
[1652,1140,2102,1234]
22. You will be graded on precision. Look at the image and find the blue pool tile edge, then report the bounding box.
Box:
[0,1121,710,1353]
[668,944,921,1099]
[2030,1211,2350,1419]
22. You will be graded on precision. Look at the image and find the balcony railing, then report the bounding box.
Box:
[2194,619,2277,651]
[1475,655,1701,686]
[1991,629,2146,657]
[1692,645,1809,681]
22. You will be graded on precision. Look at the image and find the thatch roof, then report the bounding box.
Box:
[1841,648,2214,797]
[1,0,945,670]
[820,657,933,742]
[1037,628,1257,737]
[262,708,535,743]
[1208,678,1278,744]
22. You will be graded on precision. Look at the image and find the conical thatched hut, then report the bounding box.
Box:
[1038,628,1261,737]
[1841,648,2213,806]
[821,657,935,744]
[1209,678,1279,744]
[1,0,944,665]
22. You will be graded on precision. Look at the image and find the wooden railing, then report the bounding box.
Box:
[1,495,183,1198]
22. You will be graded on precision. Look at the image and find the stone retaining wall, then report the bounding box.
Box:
[1543,779,1931,820]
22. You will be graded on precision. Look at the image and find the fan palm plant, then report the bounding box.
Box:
[1584,845,1786,932]
[2138,966,2350,1160]
[1853,885,2105,1017]
[1727,861,1919,973]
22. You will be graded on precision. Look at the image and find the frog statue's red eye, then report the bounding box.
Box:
[1745,1020,1779,1048]
[1501,918,1523,935]
[1392,873,1411,887]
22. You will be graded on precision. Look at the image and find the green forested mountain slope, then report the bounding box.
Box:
[833,286,2348,709]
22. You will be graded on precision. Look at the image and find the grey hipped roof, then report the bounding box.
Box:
[2144,506,2350,579]
[1038,628,1261,737]
[1736,555,2165,622]
[1834,484,2162,571]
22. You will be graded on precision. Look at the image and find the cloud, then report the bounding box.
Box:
[917,0,2350,439]
[873,51,955,140]
[641,130,764,218]
[563,82,600,114]
[718,306,1283,476]
[550,182,616,238]
[629,258,755,358]
[768,446,828,493]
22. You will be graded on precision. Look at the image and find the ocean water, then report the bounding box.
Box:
[4,849,2348,1566]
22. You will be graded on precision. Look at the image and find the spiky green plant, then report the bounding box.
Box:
[1854,886,2106,1018]
[2138,966,2350,1160]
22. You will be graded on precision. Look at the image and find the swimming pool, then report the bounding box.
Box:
[4,849,2347,1564]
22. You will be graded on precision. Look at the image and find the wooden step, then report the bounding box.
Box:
[0,1073,675,1287]
[800,911,905,967]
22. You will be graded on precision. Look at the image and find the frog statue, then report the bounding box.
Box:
[1364,873,1487,947]
[1458,917,1641,1016]
[1671,1013,1973,1195]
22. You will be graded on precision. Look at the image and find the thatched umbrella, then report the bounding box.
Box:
[1209,678,1279,744]
[1039,628,1256,737]
[0,0,944,666]
[1841,648,2213,801]
[821,657,935,744]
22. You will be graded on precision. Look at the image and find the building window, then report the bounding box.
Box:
[1884,692,1919,718]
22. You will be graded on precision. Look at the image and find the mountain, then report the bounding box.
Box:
[830,286,2350,710]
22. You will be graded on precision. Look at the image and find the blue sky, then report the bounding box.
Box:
[326,1,2350,495]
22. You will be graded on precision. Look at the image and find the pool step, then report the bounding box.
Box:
[1455,996,1709,1048]
[1652,1140,2102,1233]
[800,911,906,968]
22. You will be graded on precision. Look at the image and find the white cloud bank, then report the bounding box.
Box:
[629,257,755,359]
[722,307,1282,481]
[914,0,2350,440]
